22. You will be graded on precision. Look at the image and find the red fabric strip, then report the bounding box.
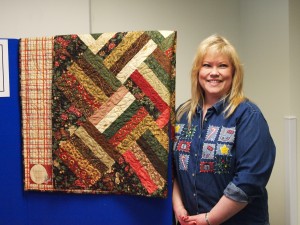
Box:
[123,150,158,194]
[108,107,148,147]
[56,147,95,188]
[155,107,170,129]
[130,70,168,113]
[59,71,101,111]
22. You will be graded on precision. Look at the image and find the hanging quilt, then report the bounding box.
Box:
[20,31,176,197]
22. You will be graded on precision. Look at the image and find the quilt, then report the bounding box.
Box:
[20,31,176,197]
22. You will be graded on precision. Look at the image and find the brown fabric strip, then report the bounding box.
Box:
[152,48,172,75]
[76,55,115,97]
[81,120,121,161]
[70,134,109,173]
[109,33,151,75]
[136,136,167,180]
[54,78,94,118]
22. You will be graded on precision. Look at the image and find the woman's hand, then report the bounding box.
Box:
[182,213,207,225]
[174,205,195,225]
[173,178,196,225]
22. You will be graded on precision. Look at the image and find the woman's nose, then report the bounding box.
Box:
[210,67,219,75]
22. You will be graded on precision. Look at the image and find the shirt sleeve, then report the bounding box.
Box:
[224,103,276,203]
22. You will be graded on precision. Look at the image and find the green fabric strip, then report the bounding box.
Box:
[82,48,122,93]
[144,56,171,92]
[136,132,167,180]
[103,100,140,139]
[144,31,165,49]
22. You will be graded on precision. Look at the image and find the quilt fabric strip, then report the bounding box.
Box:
[21,31,176,198]
[20,37,54,191]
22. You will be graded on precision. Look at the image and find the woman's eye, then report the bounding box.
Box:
[219,64,228,68]
[202,64,211,67]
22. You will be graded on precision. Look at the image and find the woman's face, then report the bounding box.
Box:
[198,49,233,103]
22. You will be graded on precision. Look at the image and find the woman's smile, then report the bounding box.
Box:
[207,79,223,85]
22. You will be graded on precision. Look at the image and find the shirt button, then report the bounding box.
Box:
[204,118,207,121]
[192,173,195,176]
[195,153,197,157]
[193,193,196,197]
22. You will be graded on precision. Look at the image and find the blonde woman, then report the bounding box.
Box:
[172,35,275,225]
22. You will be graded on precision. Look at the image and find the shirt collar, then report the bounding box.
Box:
[196,98,228,114]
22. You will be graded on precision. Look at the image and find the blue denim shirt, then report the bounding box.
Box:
[173,99,275,225]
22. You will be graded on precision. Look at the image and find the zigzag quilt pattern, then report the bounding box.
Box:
[21,31,176,197]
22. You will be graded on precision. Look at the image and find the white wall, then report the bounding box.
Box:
[239,1,289,224]
[289,0,300,223]
[0,0,90,38]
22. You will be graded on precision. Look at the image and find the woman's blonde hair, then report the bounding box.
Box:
[177,34,246,125]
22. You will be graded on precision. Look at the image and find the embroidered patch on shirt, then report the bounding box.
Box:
[179,153,189,171]
[218,126,236,143]
[177,140,191,153]
[216,143,232,156]
[181,125,197,140]
[214,155,231,174]
[200,161,214,173]
[173,124,181,145]
[201,143,215,159]
[175,124,184,135]
[205,125,220,142]
[174,124,184,143]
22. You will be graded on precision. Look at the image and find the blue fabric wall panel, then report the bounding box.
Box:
[0,39,26,225]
